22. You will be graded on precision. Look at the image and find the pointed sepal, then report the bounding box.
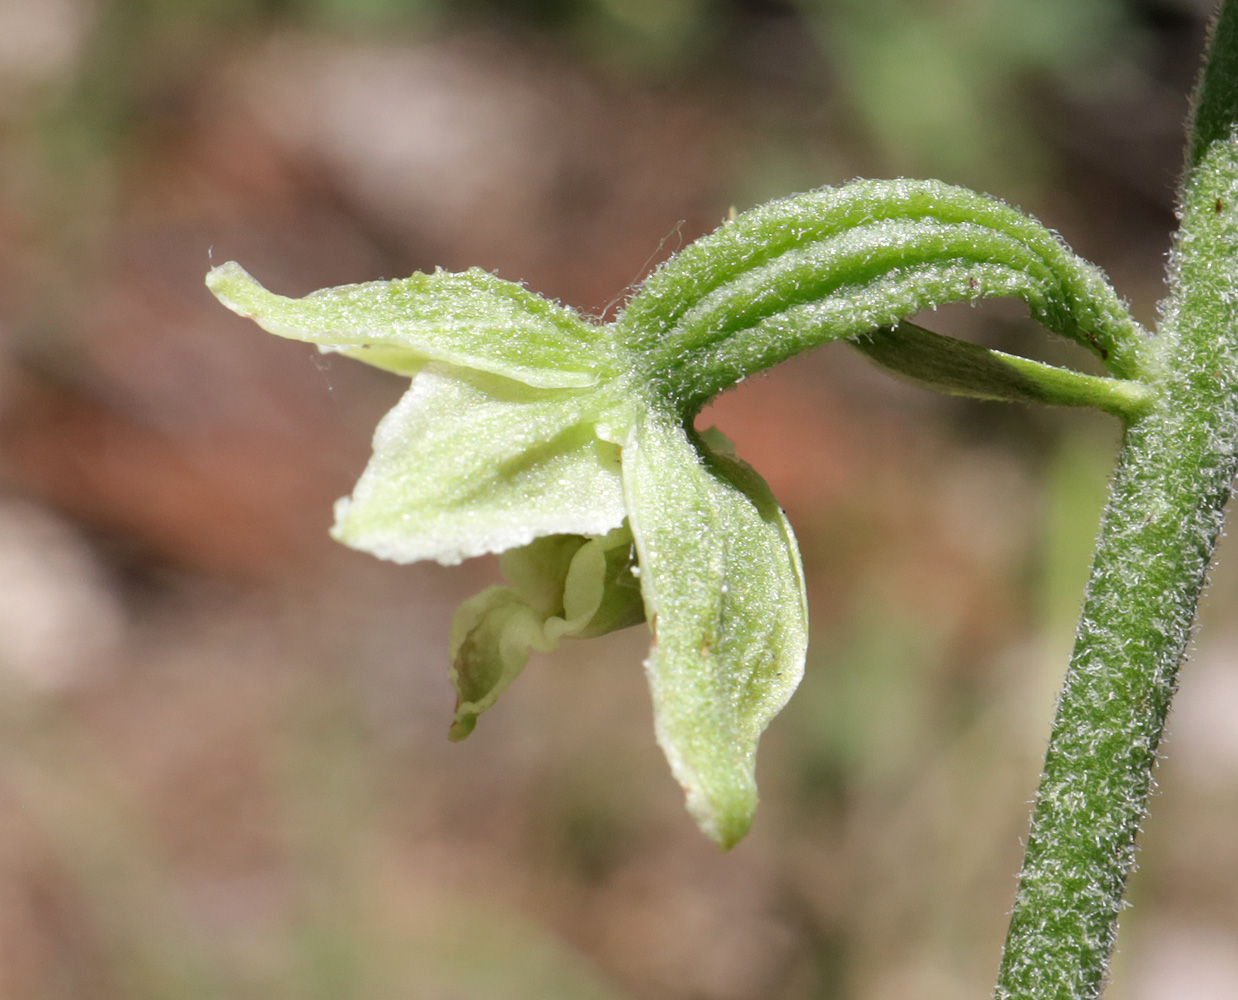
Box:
[622,416,808,848]
[206,261,614,387]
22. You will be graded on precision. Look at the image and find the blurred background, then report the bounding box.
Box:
[1,0,1236,997]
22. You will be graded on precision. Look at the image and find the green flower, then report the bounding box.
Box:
[206,261,807,849]
[207,179,1148,847]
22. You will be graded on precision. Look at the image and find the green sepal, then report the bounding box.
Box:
[449,527,645,740]
[206,261,613,388]
[853,322,1155,421]
[332,365,628,566]
[622,416,808,849]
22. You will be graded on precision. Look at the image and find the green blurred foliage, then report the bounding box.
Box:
[34,0,1148,188]
[1038,431,1117,639]
[797,0,1140,186]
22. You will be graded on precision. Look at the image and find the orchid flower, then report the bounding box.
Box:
[207,178,1149,847]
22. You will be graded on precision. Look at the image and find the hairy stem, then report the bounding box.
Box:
[995,3,1238,996]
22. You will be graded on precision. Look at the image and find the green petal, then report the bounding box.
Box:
[206,261,613,388]
[622,414,808,849]
[333,366,627,565]
[449,528,645,740]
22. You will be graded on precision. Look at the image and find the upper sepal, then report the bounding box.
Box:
[206,261,613,387]
[622,415,808,849]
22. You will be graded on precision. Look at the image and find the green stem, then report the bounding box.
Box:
[995,3,1238,996]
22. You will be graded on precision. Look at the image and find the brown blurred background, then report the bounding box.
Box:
[0,0,1236,997]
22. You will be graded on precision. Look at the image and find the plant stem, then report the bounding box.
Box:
[995,3,1238,997]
